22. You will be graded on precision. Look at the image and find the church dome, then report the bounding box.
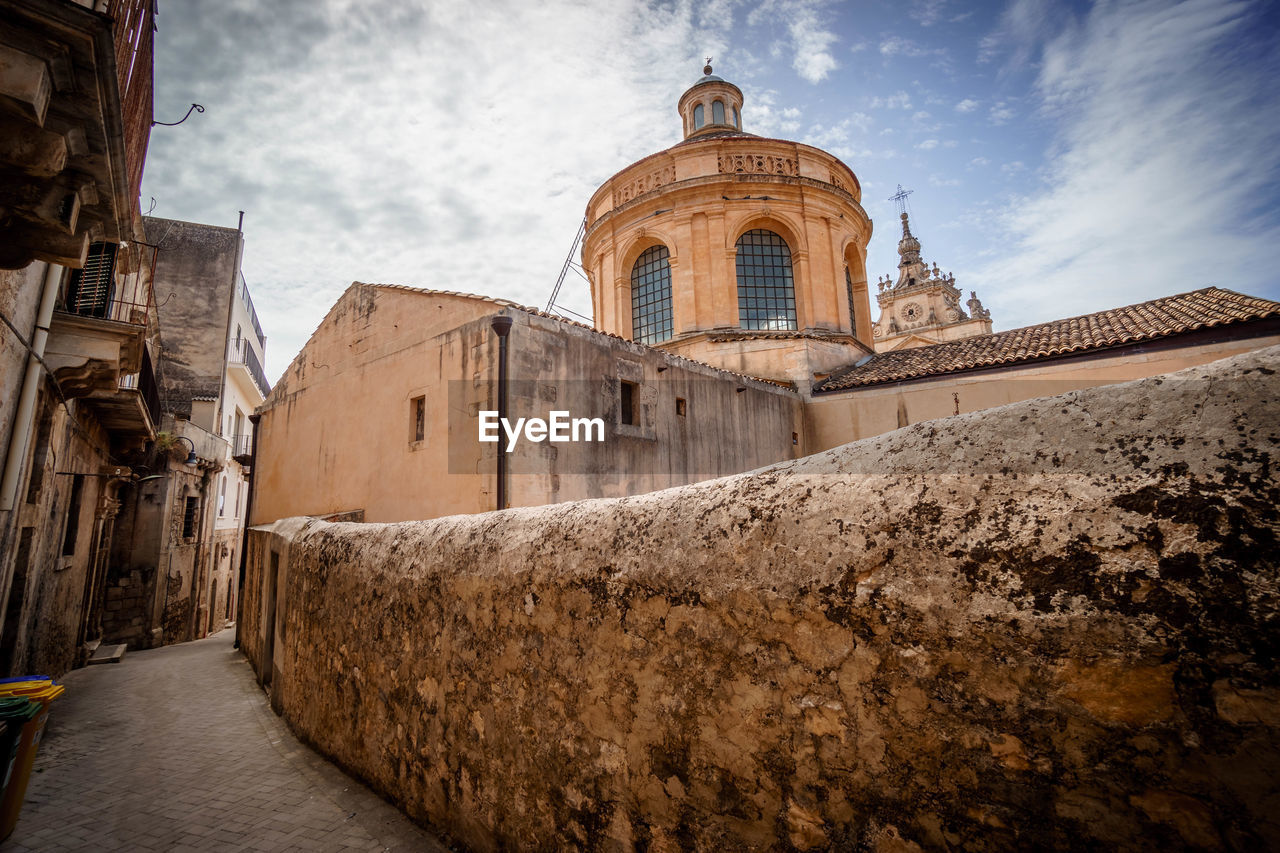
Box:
[581,64,876,384]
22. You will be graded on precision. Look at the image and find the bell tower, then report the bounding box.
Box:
[871,188,992,351]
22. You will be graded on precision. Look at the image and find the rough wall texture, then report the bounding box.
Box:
[245,347,1280,852]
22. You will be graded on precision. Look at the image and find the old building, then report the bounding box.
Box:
[253,284,800,523]
[248,65,1280,532]
[103,217,269,648]
[0,0,157,675]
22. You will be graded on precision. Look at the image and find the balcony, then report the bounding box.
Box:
[82,346,160,443]
[227,338,270,400]
[230,433,253,465]
[45,241,156,399]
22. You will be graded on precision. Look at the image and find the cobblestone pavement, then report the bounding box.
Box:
[1,629,448,852]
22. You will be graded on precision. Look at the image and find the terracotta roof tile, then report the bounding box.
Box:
[814,287,1280,392]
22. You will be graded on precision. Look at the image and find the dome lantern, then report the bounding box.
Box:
[676,61,744,140]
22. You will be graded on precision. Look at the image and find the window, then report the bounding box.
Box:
[693,104,705,129]
[235,483,243,518]
[733,106,740,128]
[630,245,673,345]
[62,475,84,555]
[182,496,199,539]
[64,242,117,318]
[735,229,797,331]
[845,266,857,334]
[792,432,799,446]
[411,395,426,442]
[675,397,687,417]
[620,381,637,426]
[712,100,725,125]
[218,477,226,517]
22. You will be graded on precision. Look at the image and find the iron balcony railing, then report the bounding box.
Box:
[239,273,267,349]
[58,241,157,326]
[227,337,270,396]
[117,347,161,428]
[230,433,253,459]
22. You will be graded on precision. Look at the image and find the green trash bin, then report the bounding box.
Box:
[0,686,58,841]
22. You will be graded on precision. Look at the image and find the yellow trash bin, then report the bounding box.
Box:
[0,679,64,841]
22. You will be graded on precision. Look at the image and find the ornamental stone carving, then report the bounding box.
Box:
[717,153,799,177]
[613,165,676,207]
[828,172,847,190]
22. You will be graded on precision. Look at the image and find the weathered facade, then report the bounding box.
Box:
[242,347,1280,851]
[103,217,269,649]
[253,283,802,525]
[0,0,158,675]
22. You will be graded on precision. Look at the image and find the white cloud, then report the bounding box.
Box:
[144,0,736,379]
[1000,160,1025,175]
[988,101,1015,124]
[870,91,913,110]
[749,0,840,83]
[909,0,949,27]
[969,156,991,166]
[955,98,979,113]
[916,139,940,150]
[929,173,961,187]
[973,0,1280,325]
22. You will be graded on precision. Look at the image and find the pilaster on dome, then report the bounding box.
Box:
[677,61,744,140]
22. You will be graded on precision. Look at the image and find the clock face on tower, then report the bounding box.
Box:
[902,302,922,322]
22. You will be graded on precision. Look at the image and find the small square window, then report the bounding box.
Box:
[410,395,426,442]
[792,432,799,446]
[675,397,687,417]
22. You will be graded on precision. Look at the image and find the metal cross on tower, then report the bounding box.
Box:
[888,184,913,216]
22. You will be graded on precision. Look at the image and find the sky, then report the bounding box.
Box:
[141,0,1280,382]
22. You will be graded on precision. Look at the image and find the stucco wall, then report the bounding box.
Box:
[145,217,239,423]
[244,346,1279,850]
[253,284,803,525]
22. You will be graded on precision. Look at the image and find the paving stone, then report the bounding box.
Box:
[0,630,448,852]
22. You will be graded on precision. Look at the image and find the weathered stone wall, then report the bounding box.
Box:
[245,347,1280,851]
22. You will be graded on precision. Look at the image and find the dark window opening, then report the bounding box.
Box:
[845,266,858,335]
[735,229,798,331]
[411,395,426,442]
[676,397,687,417]
[620,381,637,426]
[62,475,84,556]
[792,432,799,446]
[631,245,673,345]
[182,496,199,539]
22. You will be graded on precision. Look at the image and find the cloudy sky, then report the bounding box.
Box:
[142,0,1280,381]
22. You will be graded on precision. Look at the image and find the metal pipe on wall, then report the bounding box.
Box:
[490,315,513,511]
[233,412,260,650]
[1,263,62,511]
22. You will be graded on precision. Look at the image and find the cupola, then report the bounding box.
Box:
[676,62,744,140]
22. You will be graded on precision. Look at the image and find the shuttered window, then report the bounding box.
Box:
[65,242,118,318]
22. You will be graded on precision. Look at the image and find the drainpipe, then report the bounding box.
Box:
[1,262,62,511]
[490,315,512,511]
[233,412,260,650]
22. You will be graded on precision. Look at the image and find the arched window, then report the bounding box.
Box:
[631,245,673,344]
[733,106,740,128]
[693,104,705,130]
[845,266,857,333]
[712,100,725,125]
[735,230,797,331]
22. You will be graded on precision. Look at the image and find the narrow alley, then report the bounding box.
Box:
[1,631,446,852]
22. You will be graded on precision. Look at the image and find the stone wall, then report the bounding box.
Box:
[243,347,1280,851]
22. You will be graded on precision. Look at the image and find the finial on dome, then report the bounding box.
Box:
[900,211,913,238]
[704,57,713,75]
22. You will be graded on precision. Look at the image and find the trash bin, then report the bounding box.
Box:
[0,680,63,841]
